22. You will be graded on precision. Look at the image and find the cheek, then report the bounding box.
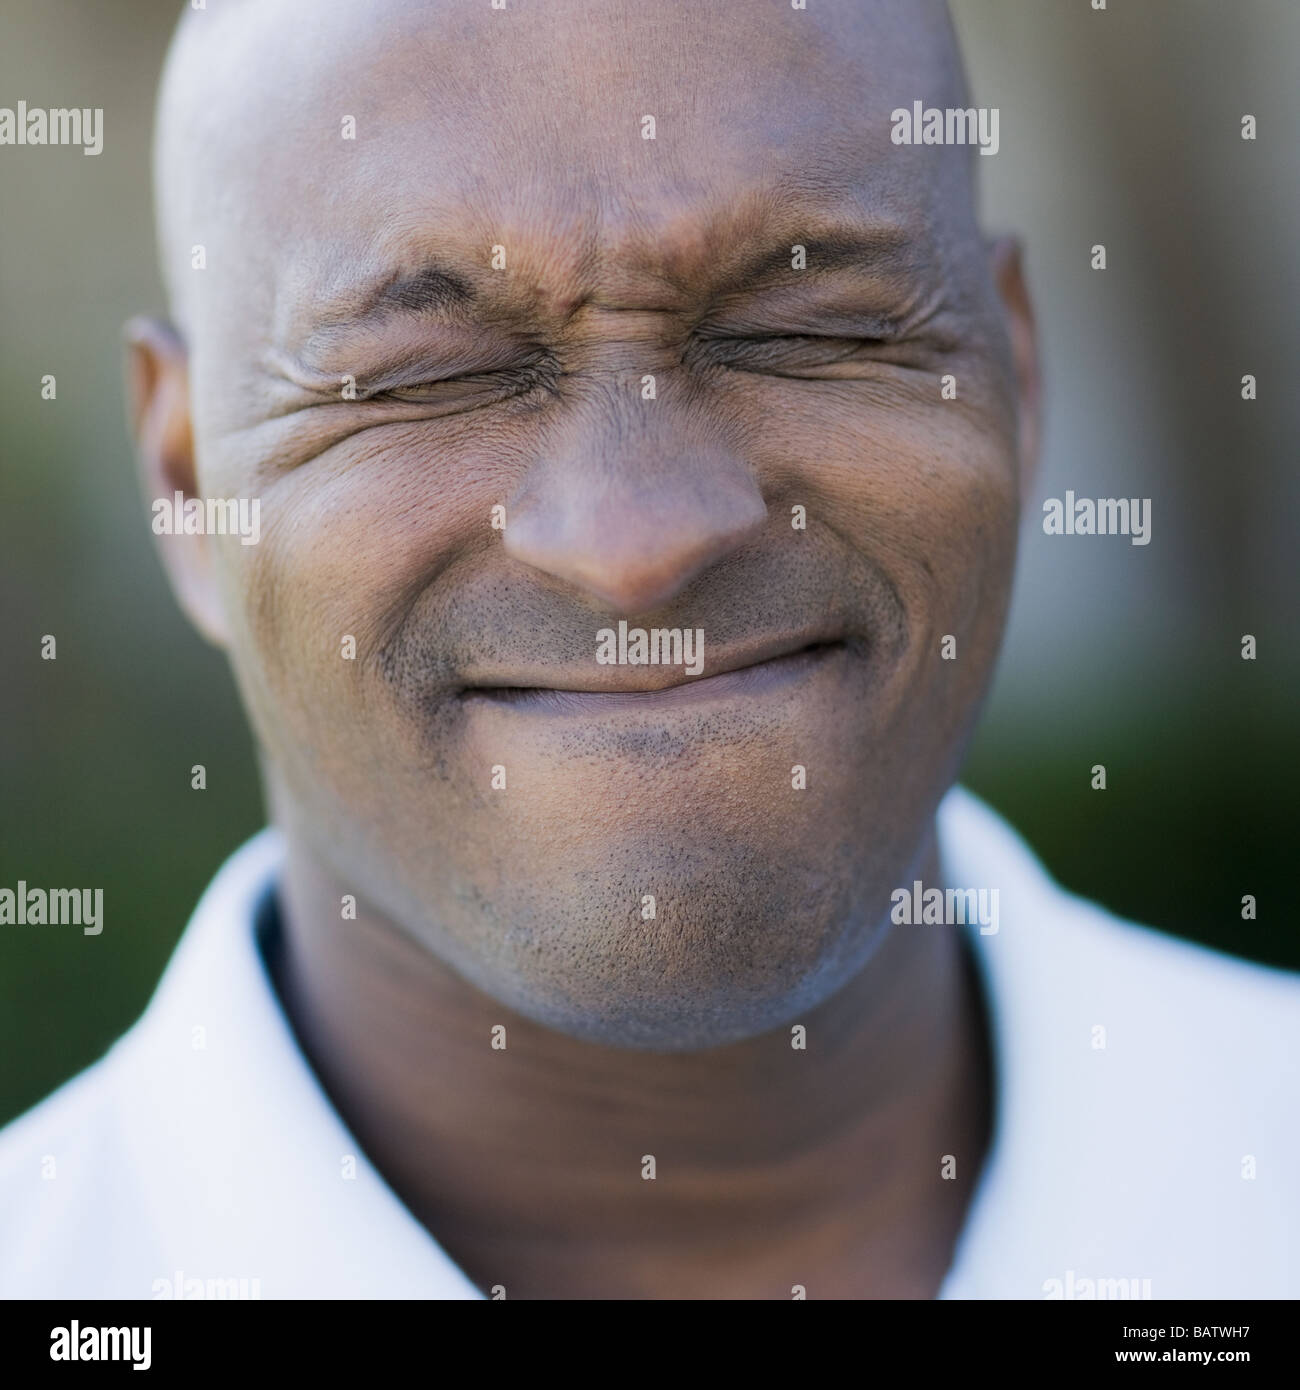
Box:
[874,403,1020,768]
[883,403,1020,655]
[742,383,1019,764]
[748,382,1019,638]
[208,424,528,795]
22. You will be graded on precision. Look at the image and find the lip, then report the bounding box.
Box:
[461,640,848,714]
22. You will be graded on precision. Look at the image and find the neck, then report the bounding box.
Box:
[267,826,991,1299]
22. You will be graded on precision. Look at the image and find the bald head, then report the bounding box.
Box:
[153,0,977,340]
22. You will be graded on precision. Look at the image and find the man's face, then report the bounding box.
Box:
[146,0,1031,1048]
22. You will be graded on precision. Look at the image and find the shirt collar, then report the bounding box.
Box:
[112,829,481,1298]
[122,788,1044,1298]
[933,786,1062,1297]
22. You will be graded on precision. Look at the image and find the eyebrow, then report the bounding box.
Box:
[730,229,920,288]
[375,264,475,313]
[314,263,476,334]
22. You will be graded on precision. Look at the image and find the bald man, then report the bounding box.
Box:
[1,0,1297,1301]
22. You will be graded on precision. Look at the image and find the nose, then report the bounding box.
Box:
[502,393,767,614]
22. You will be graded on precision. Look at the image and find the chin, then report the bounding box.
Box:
[445,855,885,1052]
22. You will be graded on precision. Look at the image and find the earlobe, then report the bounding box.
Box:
[987,237,1042,507]
[123,316,229,647]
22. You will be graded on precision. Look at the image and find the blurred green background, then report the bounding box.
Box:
[2,0,1297,1128]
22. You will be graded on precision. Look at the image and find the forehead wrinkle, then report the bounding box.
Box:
[588,180,946,308]
[154,0,976,335]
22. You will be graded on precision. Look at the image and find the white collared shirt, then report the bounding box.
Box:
[1,788,1296,1299]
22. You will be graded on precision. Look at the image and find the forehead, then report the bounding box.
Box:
[163,0,969,319]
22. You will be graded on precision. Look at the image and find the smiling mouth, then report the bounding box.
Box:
[461,640,848,713]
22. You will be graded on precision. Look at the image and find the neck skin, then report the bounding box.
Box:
[267,823,992,1300]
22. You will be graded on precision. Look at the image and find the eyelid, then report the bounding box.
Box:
[269,340,555,396]
[377,357,558,402]
[713,331,891,344]
[684,332,890,365]
[691,311,902,339]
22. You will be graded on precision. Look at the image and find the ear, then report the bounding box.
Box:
[987,237,1041,507]
[123,316,229,646]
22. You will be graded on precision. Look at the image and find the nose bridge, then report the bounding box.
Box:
[502,381,767,615]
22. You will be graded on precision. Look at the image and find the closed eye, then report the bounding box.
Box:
[373,357,559,406]
[684,333,896,376]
